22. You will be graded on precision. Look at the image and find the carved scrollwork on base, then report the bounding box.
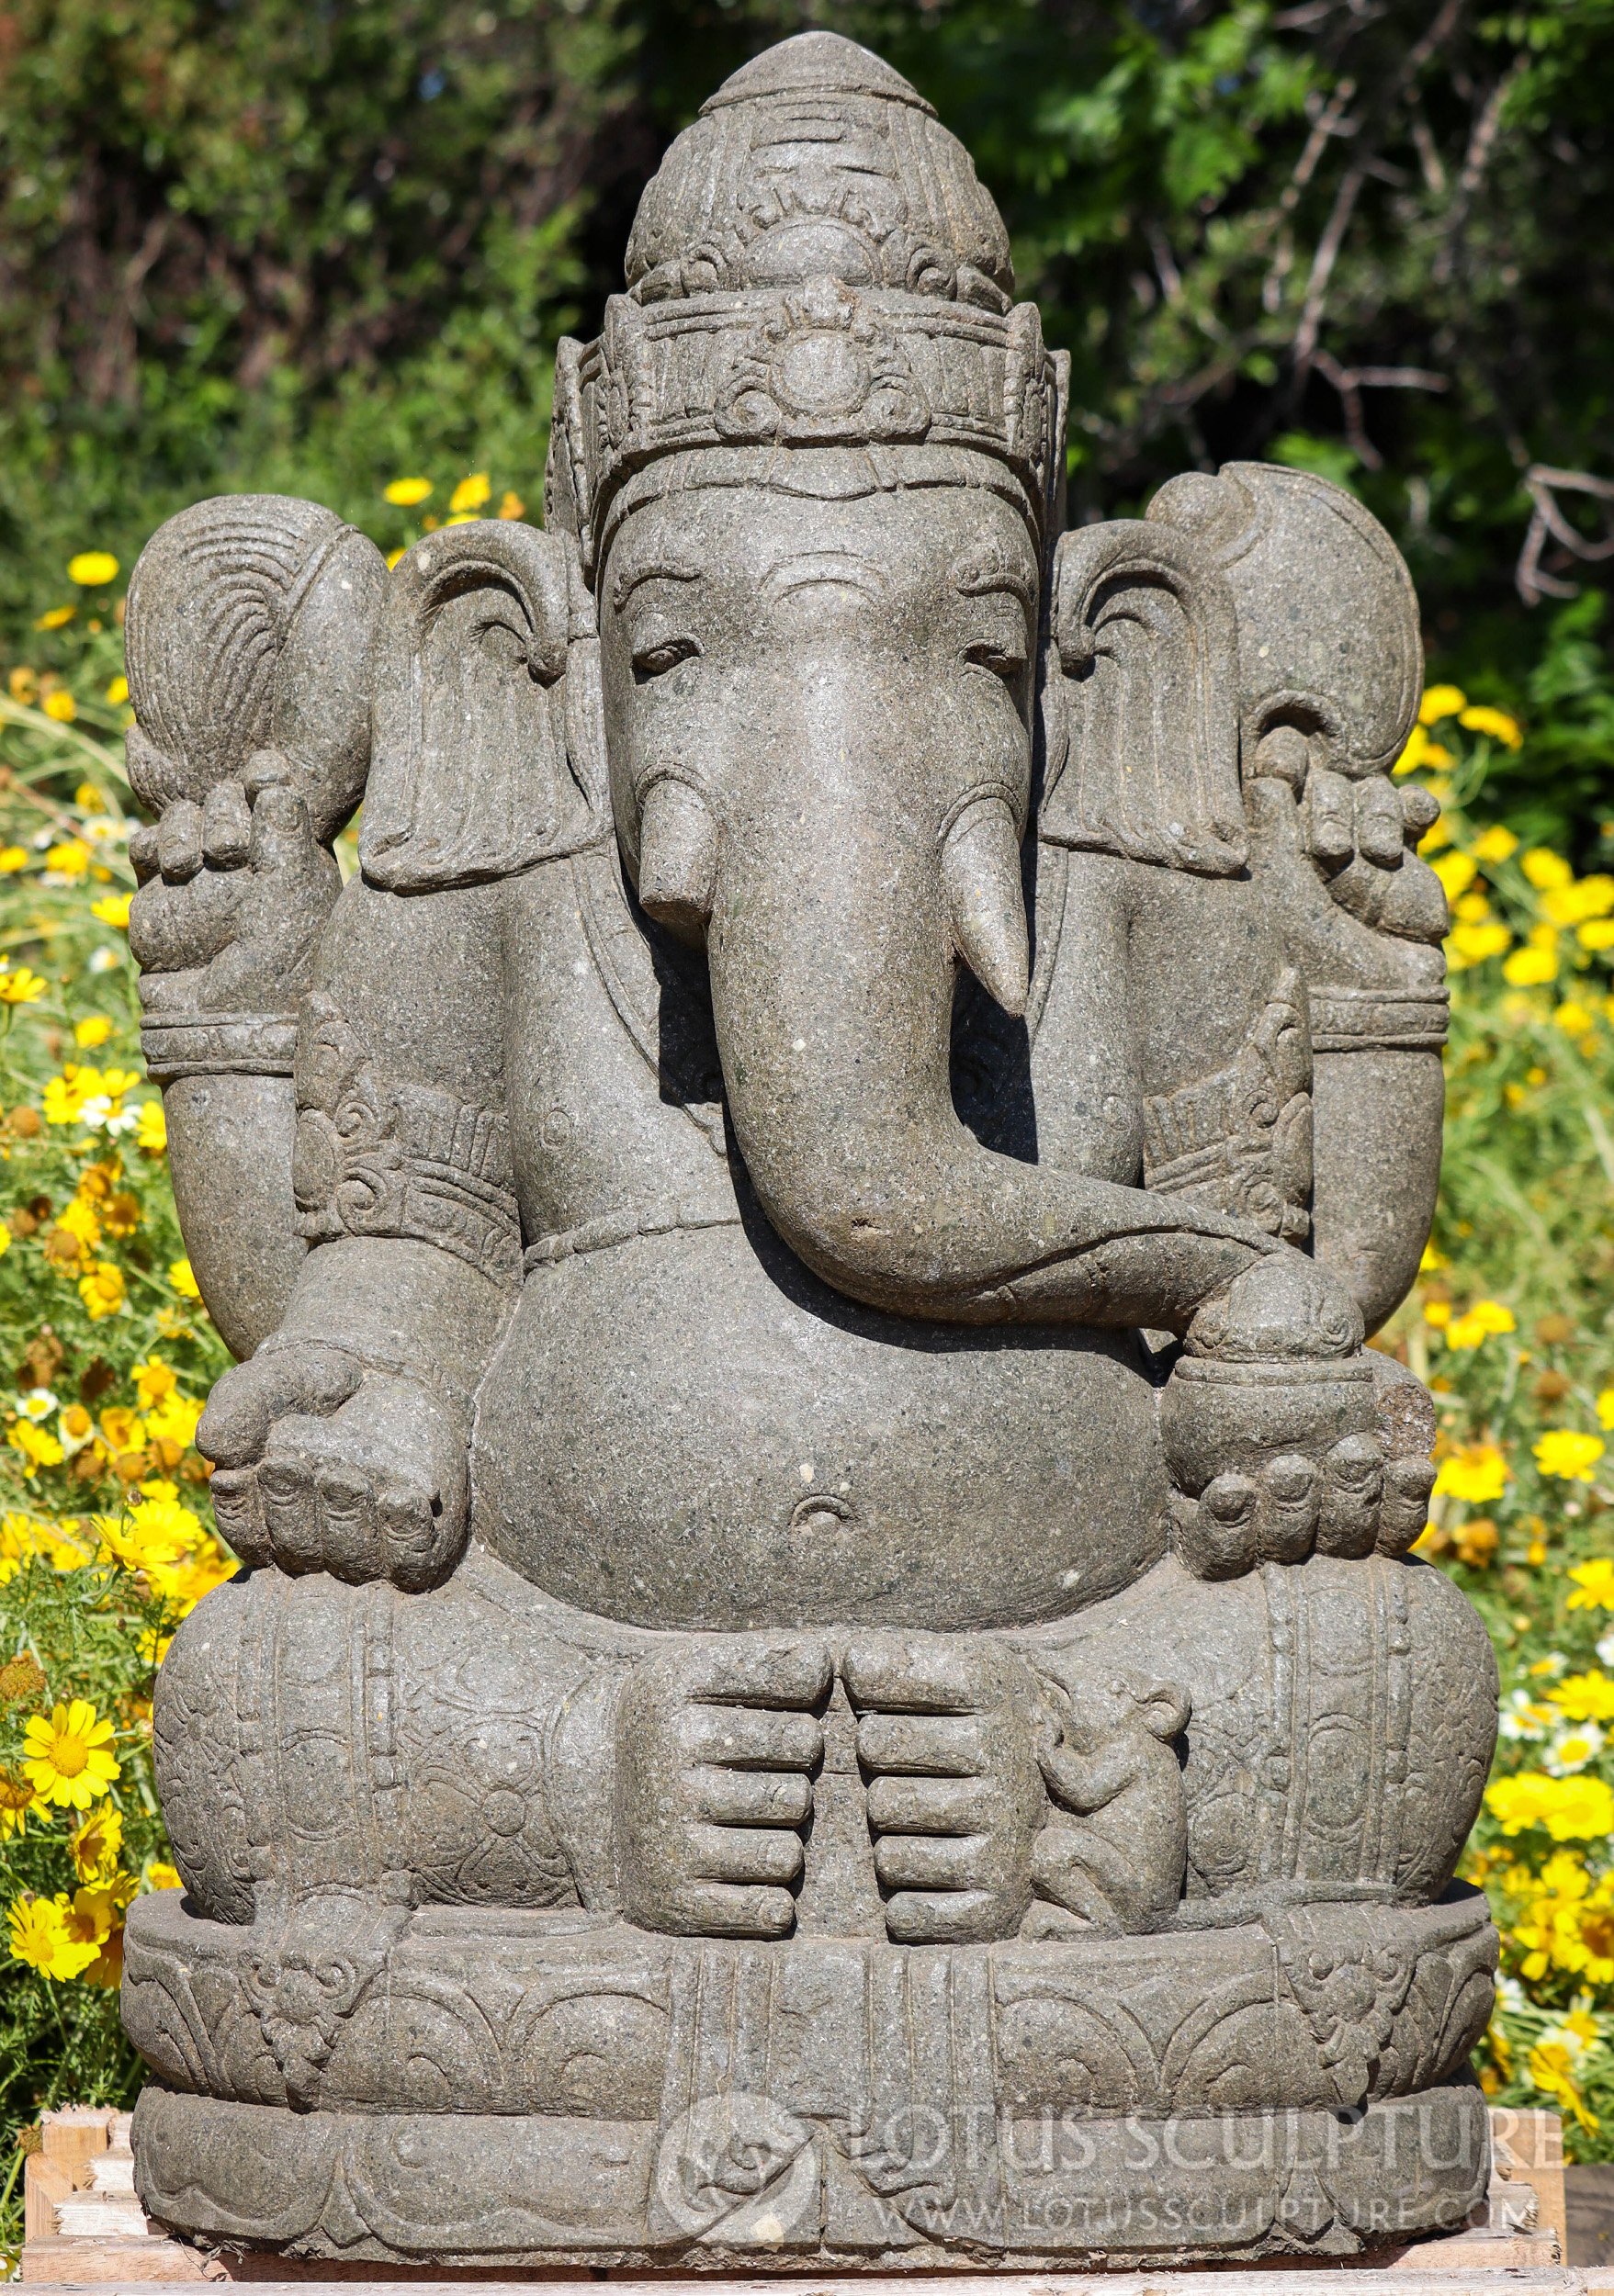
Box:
[130,2064,1491,2267]
[125,1887,1494,2141]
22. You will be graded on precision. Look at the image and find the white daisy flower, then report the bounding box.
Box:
[1544,1722,1605,1775]
[1499,1687,1553,1741]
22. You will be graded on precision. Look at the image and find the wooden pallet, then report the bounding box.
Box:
[16,2105,1599,2290]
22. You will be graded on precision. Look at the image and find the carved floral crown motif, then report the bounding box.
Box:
[545,34,1068,576]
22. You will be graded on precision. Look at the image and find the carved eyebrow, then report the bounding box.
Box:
[610,558,702,612]
[952,548,1035,609]
[761,551,888,604]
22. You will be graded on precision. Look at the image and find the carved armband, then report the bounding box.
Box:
[1308,985,1450,1054]
[291,993,521,1286]
[1143,970,1313,1243]
[141,1009,300,1081]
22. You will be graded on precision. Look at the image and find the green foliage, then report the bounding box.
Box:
[1377,732,1614,2153]
[4,0,1614,2225]
[5,0,1614,834]
[0,715,230,2263]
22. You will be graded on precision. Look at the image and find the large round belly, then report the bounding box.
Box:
[469,1223,1167,1631]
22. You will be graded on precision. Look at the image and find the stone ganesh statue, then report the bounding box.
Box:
[120,34,1499,2269]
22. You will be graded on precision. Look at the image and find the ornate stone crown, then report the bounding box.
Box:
[546,33,1068,576]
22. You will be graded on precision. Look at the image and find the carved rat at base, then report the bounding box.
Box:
[1025,1671,1191,1939]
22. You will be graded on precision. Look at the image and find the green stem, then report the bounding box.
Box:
[0,2129,28,2220]
[0,697,127,783]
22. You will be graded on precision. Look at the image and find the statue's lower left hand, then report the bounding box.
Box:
[200,1343,470,1591]
[615,1638,831,1939]
[1166,1255,1435,1577]
[842,1633,1046,1944]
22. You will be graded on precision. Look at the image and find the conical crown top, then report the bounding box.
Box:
[547,32,1065,580]
[699,31,935,117]
[625,30,1011,308]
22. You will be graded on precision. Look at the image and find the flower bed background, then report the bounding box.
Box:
[2,497,1614,2261]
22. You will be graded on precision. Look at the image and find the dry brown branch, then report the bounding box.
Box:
[1517,467,1614,605]
[1292,164,1366,377]
[1313,352,1449,468]
[1261,76,1357,314]
[1290,0,1464,386]
[1432,53,1527,286]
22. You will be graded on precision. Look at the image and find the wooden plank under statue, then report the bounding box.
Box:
[115,28,1498,2274]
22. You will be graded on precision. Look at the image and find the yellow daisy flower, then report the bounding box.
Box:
[0,962,48,1006]
[448,471,491,513]
[0,1765,42,1840]
[21,1700,120,1810]
[1567,1558,1614,1611]
[1432,1442,1509,1503]
[7,1895,101,1980]
[69,1806,123,1885]
[1418,682,1467,725]
[67,551,119,588]
[78,1260,126,1320]
[132,1357,177,1409]
[1535,1430,1606,1483]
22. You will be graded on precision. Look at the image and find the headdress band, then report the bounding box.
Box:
[549,276,1067,579]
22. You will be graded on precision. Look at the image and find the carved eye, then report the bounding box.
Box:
[965,639,1026,682]
[632,634,702,684]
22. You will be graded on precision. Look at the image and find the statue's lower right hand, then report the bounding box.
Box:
[615,1638,830,1939]
[199,1343,470,1591]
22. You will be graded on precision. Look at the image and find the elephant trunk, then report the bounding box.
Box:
[679,675,1274,1332]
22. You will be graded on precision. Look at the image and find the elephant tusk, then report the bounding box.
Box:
[636,775,718,947]
[941,793,1029,1018]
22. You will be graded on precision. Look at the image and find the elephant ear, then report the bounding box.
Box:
[1148,462,1421,777]
[359,521,605,892]
[1040,521,1246,877]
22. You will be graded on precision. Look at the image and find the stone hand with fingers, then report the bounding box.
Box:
[121,497,381,1029]
[129,749,343,1021]
[842,1632,1046,1944]
[615,1638,831,1939]
[1162,1253,1436,1579]
[1245,726,1449,951]
[198,1342,470,1592]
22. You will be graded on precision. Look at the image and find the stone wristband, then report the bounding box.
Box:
[1308,985,1450,1054]
[141,1009,299,1081]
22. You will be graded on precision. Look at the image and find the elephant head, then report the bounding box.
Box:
[538,33,1366,1361]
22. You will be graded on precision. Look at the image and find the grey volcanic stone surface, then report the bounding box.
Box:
[121,28,1494,2269]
